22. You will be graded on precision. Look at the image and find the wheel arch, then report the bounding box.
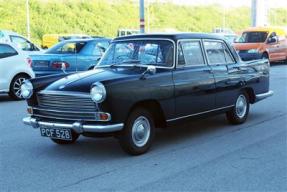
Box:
[242,87,256,104]
[127,99,167,128]
[9,72,32,89]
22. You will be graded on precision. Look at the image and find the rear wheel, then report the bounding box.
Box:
[9,74,29,100]
[51,132,79,145]
[226,92,250,124]
[118,108,155,155]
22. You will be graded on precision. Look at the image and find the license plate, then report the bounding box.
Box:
[34,61,49,67]
[40,127,72,140]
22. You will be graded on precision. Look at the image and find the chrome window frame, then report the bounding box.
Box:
[176,39,208,68]
[202,39,236,65]
[102,38,176,69]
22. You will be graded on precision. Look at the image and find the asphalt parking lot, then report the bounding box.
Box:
[1,63,287,191]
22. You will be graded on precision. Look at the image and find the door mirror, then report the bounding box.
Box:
[147,65,156,75]
[267,36,277,44]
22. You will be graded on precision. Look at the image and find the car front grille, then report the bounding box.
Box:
[34,91,99,121]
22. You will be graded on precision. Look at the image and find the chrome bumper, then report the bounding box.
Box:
[23,117,124,134]
[255,90,274,101]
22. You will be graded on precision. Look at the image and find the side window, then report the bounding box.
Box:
[203,41,234,65]
[178,41,205,66]
[0,44,18,58]
[10,36,38,51]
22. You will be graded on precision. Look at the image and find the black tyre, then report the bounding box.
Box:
[9,74,29,100]
[51,132,79,145]
[226,92,250,125]
[118,108,155,155]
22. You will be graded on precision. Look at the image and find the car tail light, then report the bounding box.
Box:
[27,57,32,68]
[51,61,70,69]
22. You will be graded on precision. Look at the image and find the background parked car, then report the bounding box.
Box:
[233,26,287,62]
[212,33,238,44]
[31,38,110,76]
[0,30,42,54]
[41,34,91,49]
[0,43,35,100]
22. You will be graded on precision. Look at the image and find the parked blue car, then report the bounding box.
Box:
[31,38,110,76]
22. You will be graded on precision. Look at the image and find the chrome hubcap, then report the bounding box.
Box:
[13,77,26,98]
[236,95,247,118]
[132,116,151,147]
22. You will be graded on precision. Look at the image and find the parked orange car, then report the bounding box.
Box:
[233,27,287,62]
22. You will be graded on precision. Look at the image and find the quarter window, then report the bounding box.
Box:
[203,41,234,65]
[0,44,18,58]
[178,41,205,66]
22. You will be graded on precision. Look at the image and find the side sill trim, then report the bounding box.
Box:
[167,105,234,122]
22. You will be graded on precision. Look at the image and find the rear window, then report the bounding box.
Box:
[46,41,87,54]
[0,44,18,58]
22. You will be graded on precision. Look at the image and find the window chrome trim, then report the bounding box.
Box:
[107,38,176,69]
[202,39,236,66]
[176,39,207,68]
[167,105,234,122]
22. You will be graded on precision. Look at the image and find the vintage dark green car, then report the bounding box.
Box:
[22,33,273,155]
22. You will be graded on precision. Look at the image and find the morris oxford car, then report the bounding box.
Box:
[22,33,273,155]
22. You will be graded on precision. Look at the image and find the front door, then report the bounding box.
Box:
[173,40,216,118]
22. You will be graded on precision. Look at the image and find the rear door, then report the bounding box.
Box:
[203,40,241,108]
[172,39,216,118]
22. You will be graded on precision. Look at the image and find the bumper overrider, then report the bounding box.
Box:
[23,117,124,134]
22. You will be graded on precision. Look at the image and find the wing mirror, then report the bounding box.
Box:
[140,65,156,80]
[147,65,156,75]
[267,36,277,44]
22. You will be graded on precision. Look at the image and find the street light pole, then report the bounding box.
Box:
[139,0,145,33]
[26,0,31,40]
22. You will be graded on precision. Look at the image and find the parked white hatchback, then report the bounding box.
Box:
[0,43,35,100]
[0,30,42,55]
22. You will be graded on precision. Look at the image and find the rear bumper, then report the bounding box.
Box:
[255,90,274,102]
[23,117,124,134]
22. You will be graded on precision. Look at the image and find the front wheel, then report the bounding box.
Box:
[226,93,250,124]
[118,108,155,155]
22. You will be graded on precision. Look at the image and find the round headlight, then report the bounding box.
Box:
[90,82,106,103]
[21,80,33,99]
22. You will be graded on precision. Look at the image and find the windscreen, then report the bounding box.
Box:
[237,31,268,43]
[98,40,174,67]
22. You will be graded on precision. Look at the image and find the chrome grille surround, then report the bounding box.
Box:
[34,91,100,121]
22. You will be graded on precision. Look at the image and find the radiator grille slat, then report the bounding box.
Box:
[35,92,98,121]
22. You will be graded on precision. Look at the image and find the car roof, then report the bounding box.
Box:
[0,42,26,54]
[61,38,111,43]
[114,32,226,42]
[0,30,27,38]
